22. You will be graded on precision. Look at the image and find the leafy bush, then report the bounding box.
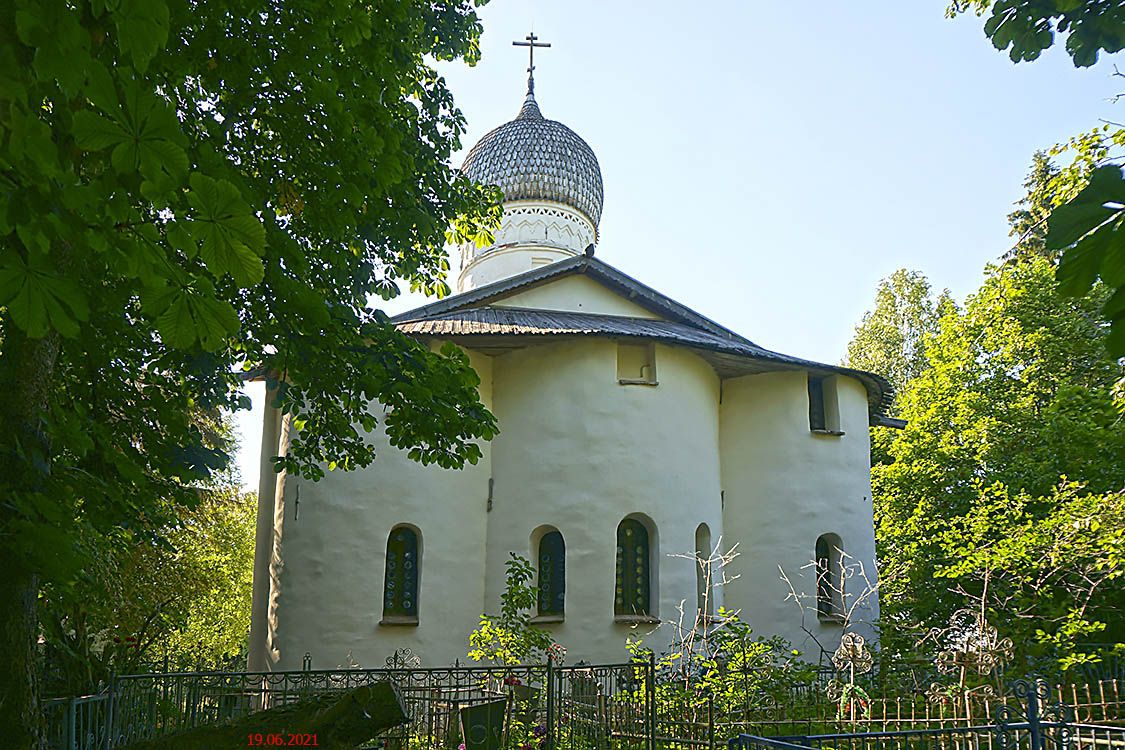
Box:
[468,554,557,666]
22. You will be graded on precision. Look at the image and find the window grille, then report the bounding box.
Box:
[615,519,651,616]
[383,527,419,621]
[537,531,566,617]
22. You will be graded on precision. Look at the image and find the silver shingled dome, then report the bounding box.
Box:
[461,88,604,227]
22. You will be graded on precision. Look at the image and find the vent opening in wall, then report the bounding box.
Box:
[808,374,843,435]
[618,342,657,385]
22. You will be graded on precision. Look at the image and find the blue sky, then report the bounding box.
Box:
[234,1,1123,487]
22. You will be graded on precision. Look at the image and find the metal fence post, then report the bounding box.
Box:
[66,697,77,750]
[104,674,117,750]
[545,654,555,750]
[1027,679,1043,750]
[708,694,715,750]
[647,653,657,750]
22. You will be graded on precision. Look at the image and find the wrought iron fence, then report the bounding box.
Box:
[729,724,1064,750]
[705,677,1125,738]
[44,693,112,750]
[728,723,1125,750]
[89,658,656,749]
[728,679,1125,750]
[43,663,1125,750]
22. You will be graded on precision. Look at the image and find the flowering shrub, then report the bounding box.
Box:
[546,643,567,665]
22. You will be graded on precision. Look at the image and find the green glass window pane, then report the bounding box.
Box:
[537,531,566,617]
[383,527,419,619]
[615,519,650,616]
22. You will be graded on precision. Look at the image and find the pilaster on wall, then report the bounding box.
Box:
[248,387,292,672]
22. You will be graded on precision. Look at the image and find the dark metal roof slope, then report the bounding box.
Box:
[395,306,896,424]
[393,255,755,345]
[398,307,745,349]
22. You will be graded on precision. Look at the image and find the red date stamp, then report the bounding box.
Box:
[247,733,318,746]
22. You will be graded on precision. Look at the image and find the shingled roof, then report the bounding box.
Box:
[393,257,898,427]
[394,255,749,343]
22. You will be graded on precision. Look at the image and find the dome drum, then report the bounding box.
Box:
[458,200,596,266]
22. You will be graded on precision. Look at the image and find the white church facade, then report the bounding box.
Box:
[248,72,897,672]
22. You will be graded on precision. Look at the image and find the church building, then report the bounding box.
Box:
[248,51,897,671]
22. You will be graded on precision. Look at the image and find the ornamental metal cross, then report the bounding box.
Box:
[513,32,551,91]
[934,609,1013,686]
[832,632,874,682]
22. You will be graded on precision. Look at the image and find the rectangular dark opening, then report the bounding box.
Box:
[808,375,826,431]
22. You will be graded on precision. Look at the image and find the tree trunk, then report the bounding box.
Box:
[0,570,44,750]
[0,322,62,750]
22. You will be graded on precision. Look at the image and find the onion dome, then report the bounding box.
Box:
[461,84,604,227]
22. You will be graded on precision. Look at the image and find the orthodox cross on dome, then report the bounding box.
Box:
[513,32,550,94]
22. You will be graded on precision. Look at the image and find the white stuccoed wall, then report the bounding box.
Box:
[264,351,494,670]
[719,371,880,657]
[249,278,882,669]
[485,340,724,663]
[492,275,663,319]
[458,246,575,292]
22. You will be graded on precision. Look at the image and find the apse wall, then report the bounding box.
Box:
[485,339,724,663]
[266,351,495,670]
[719,370,879,656]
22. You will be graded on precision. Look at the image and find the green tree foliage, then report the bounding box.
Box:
[468,554,556,666]
[843,269,948,412]
[1036,131,1125,354]
[1032,112,1125,356]
[1049,164,1125,353]
[1042,123,1125,207]
[1,1,500,744]
[40,487,256,694]
[947,0,1125,66]
[946,1,1125,355]
[935,482,1124,670]
[875,0,1125,641]
[628,615,819,735]
[872,256,1125,666]
[1011,120,1125,358]
[1007,151,1062,259]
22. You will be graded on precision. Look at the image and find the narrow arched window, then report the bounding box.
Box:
[816,533,843,621]
[537,531,566,617]
[383,527,419,622]
[695,523,712,617]
[615,519,651,617]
